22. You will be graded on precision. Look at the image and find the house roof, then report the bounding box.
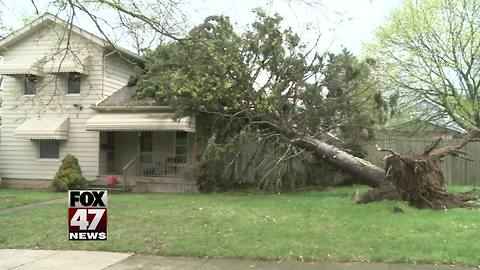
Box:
[409,98,466,133]
[388,98,467,134]
[386,118,462,135]
[0,13,145,63]
[94,85,169,110]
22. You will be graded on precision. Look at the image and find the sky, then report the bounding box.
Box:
[0,0,403,56]
[185,0,403,54]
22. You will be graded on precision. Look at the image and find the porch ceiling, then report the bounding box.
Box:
[86,113,195,132]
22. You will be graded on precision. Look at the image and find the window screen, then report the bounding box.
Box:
[67,73,81,94]
[39,140,59,159]
[140,131,153,152]
[24,75,36,95]
[175,131,188,156]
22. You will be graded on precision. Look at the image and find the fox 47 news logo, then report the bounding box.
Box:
[68,190,107,240]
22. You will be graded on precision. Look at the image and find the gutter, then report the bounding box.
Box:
[90,105,173,112]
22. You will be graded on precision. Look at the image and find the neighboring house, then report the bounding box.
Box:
[380,98,465,139]
[0,74,3,126]
[0,14,201,192]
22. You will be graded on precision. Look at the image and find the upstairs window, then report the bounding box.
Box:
[67,72,81,94]
[24,75,37,95]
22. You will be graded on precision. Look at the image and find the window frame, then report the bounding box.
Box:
[175,131,189,157]
[100,131,116,151]
[23,75,37,96]
[140,131,153,153]
[37,140,60,160]
[66,72,81,95]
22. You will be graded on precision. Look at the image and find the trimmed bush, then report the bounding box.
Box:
[51,154,88,191]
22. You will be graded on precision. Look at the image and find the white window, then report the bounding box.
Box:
[24,75,37,95]
[38,140,59,159]
[67,72,81,94]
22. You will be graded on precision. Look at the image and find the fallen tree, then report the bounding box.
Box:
[132,13,394,190]
[265,125,385,188]
[291,135,385,187]
[130,13,479,207]
[356,129,480,209]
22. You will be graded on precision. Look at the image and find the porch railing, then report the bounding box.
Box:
[121,155,139,191]
[139,153,188,177]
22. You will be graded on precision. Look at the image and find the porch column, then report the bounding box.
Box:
[191,132,197,163]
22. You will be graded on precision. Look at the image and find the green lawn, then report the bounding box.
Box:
[0,186,479,266]
[0,188,63,209]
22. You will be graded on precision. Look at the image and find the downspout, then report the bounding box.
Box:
[102,50,116,98]
[97,50,117,180]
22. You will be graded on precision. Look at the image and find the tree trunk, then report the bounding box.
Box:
[261,120,385,187]
[291,135,385,187]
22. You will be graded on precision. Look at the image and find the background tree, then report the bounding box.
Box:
[26,0,188,53]
[0,11,9,39]
[132,11,387,189]
[368,0,480,130]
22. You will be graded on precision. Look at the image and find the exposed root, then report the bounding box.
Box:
[357,129,480,210]
[355,181,402,204]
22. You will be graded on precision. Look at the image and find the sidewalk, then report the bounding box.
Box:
[0,249,476,270]
[0,249,130,270]
[0,198,65,215]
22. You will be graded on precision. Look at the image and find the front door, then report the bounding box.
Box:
[140,131,154,174]
[100,132,116,174]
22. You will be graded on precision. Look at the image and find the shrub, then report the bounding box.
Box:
[194,135,225,192]
[51,154,88,191]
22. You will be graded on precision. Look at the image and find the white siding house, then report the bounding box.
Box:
[0,14,199,192]
[0,14,138,186]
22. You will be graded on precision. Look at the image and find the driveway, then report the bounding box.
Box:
[0,249,476,270]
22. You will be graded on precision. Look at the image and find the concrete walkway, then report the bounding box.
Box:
[0,249,130,270]
[0,198,65,215]
[0,249,476,270]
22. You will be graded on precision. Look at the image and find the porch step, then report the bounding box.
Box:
[134,176,198,193]
[88,185,128,193]
[135,176,195,184]
[93,175,122,186]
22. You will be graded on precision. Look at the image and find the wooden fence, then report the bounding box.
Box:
[361,137,480,186]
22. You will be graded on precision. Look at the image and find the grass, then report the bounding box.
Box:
[0,186,479,266]
[0,188,63,209]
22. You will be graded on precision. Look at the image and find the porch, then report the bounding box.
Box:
[95,130,197,192]
[85,102,199,192]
